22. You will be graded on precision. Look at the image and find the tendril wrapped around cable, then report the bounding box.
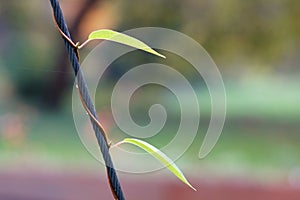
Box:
[49,0,125,199]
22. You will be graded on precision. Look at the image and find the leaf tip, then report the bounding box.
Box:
[183,179,197,191]
[159,54,167,59]
[189,184,197,191]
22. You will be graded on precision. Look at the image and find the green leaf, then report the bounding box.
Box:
[88,29,166,58]
[114,138,196,191]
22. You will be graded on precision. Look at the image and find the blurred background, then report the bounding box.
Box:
[1,0,300,199]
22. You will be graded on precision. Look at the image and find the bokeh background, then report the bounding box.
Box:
[1,0,300,199]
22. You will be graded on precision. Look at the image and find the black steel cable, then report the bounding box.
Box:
[49,0,125,199]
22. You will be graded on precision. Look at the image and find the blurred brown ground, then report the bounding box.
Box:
[0,171,299,200]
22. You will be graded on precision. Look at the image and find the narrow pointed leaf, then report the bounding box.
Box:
[115,138,196,191]
[88,29,166,58]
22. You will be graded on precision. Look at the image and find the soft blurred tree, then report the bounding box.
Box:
[0,1,56,105]
[182,0,300,72]
[117,0,182,30]
[42,0,104,108]
[116,0,300,74]
[0,0,107,108]
[1,0,300,108]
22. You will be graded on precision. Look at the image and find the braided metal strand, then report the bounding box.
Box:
[49,0,125,199]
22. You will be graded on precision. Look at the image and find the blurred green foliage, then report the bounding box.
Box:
[0,1,61,104]
[0,0,300,103]
[117,0,300,72]
[0,0,300,181]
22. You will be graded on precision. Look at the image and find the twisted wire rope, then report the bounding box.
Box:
[49,0,125,199]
